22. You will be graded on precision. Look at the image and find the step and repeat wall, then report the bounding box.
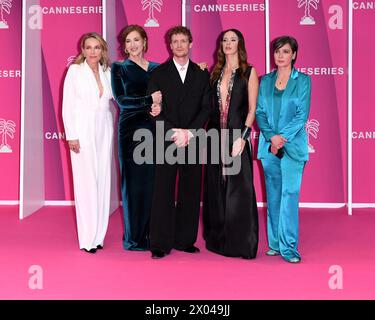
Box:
[41,0,103,201]
[0,0,374,207]
[0,0,22,203]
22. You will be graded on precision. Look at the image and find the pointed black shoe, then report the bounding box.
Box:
[96,245,103,250]
[151,249,167,259]
[83,248,97,253]
[180,245,200,253]
[241,255,255,260]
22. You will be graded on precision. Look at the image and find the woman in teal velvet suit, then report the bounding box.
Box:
[111,25,161,250]
[256,36,311,263]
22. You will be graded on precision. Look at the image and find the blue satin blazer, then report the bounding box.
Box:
[256,68,311,162]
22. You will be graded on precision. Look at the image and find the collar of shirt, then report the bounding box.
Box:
[173,59,189,83]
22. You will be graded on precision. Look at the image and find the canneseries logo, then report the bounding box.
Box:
[142,0,163,27]
[298,0,319,25]
[306,119,320,153]
[0,0,12,29]
[0,118,15,153]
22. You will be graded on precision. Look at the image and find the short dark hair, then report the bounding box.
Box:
[118,24,148,57]
[272,35,298,67]
[167,26,193,43]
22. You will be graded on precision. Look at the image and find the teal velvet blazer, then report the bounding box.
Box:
[256,68,311,162]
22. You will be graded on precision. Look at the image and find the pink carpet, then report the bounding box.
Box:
[1,206,374,300]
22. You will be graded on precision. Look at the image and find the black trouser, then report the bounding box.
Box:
[150,159,202,253]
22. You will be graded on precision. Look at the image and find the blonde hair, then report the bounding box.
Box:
[75,32,110,71]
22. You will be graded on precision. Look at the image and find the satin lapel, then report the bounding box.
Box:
[99,65,111,98]
[83,60,100,104]
[176,60,196,106]
[166,60,183,108]
[266,70,277,131]
[283,69,298,104]
[168,59,183,87]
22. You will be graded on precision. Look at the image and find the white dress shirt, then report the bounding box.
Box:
[173,58,189,83]
[171,59,194,141]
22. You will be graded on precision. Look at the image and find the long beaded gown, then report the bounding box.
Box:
[203,66,259,258]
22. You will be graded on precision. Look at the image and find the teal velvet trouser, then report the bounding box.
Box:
[261,151,305,260]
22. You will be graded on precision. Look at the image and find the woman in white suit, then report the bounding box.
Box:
[62,32,114,253]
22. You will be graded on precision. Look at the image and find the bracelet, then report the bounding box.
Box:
[241,126,252,140]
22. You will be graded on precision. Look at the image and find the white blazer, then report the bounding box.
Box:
[62,60,113,146]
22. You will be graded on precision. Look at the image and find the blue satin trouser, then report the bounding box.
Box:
[261,151,305,260]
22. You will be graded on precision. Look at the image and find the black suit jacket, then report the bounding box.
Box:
[147,59,211,133]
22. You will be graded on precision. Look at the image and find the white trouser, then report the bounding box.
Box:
[70,109,113,250]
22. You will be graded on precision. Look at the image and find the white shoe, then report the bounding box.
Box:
[265,249,280,256]
[284,256,301,263]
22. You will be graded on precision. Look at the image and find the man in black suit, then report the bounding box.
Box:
[147,26,211,259]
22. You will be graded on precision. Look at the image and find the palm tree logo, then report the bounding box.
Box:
[305,119,320,153]
[142,0,163,28]
[298,0,319,25]
[0,0,12,29]
[66,55,76,67]
[0,118,16,153]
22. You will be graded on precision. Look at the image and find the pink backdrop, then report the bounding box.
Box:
[116,0,182,63]
[187,0,267,200]
[269,0,348,203]
[353,2,375,203]
[0,0,374,206]
[40,0,102,200]
[0,0,21,201]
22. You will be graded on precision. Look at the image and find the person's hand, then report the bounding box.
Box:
[197,62,208,71]
[171,129,185,147]
[68,139,80,153]
[150,103,161,117]
[271,135,287,149]
[151,91,162,104]
[270,145,278,155]
[231,137,246,157]
[171,129,193,148]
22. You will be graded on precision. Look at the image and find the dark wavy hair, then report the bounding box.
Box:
[118,24,148,58]
[210,29,250,85]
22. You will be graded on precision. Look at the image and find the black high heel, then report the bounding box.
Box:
[83,248,97,253]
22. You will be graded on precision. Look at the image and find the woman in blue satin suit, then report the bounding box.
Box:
[111,25,162,250]
[256,36,311,263]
